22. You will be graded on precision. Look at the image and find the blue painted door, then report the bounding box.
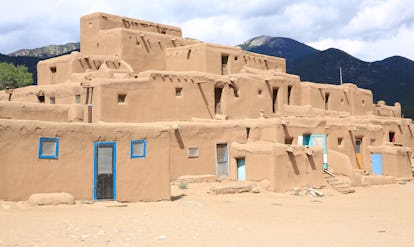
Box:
[309,134,328,170]
[371,153,382,175]
[237,158,246,181]
[94,142,116,200]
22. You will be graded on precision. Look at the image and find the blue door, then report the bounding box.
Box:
[371,153,382,175]
[237,158,246,181]
[309,134,328,170]
[94,142,116,200]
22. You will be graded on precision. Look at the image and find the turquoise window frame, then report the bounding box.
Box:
[130,140,146,159]
[38,137,59,159]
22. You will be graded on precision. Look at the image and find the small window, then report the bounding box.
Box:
[50,67,57,73]
[370,138,376,145]
[38,138,59,159]
[118,94,127,103]
[50,97,55,104]
[338,137,343,146]
[188,147,199,158]
[362,99,365,106]
[38,95,45,103]
[389,132,395,143]
[175,87,183,97]
[130,140,146,158]
[258,89,263,95]
[234,56,238,61]
[75,95,81,104]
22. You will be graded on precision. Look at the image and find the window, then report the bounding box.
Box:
[38,138,59,159]
[75,95,81,104]
[175,87,183,97]
[50,97,55,104]
[50,67,57,73]
[338,137,343,146]
[188,147,199,158]
[287,85,293,105]
[118,94,127,103]
[258,89,263,95]
[389,132,395,142]
[370,138,376,145]
[130,140,146,158]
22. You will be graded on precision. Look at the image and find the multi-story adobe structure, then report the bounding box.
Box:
[0,12,412,201]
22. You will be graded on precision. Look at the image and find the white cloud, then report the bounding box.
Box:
[0,0,413,61]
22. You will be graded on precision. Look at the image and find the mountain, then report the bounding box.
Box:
[1,42,80,84]
[240,35,318,71]
[8,42,80,59]
[241,36,414,118]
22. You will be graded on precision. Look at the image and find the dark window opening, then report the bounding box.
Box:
[389,132,396,142]
[355,138,362,153]
[38,95,45,103]
[287,85,292,105]
[50,97,55,104]
[338,137,343,146]
[50,67,57,73]
[221,55,229,75]
[258,89,263,95]
[234,56,238,61]
[175,87,183,97]
[161,30,166,34]
[215,87,223,114]
[246,128,251,139]
[118,94,127,103]
[272,88,278,113]
[325,93,330,110]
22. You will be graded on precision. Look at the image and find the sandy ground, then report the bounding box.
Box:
[1,182,414,247]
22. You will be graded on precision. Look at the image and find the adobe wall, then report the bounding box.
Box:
[301,82,374,115]
[373,101,402,118]
[0,119,171,201]
[166,43,286,75]
[0,102,81,122]
[80,12,182,55]
[168,122,247,180]
[368,145,412,178]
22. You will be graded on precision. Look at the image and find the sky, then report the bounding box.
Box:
[1,0,414,62]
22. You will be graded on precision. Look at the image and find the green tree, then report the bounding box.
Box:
[0,62,33,90]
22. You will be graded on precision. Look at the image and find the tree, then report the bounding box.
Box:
[0,62,33,90]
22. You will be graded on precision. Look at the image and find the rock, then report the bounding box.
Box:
[28,193,75,206]
[251,185,260,193]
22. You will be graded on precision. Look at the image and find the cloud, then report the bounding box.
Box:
[0,0,413,61]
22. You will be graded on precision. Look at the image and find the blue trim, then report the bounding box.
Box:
[308,134,328,170]
[130,140,147,159]
[93,142,116,201]
[38,137,59,159]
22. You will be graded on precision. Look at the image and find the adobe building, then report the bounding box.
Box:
[0,12,413,201]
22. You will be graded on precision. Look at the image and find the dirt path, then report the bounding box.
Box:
[1,183,414,246]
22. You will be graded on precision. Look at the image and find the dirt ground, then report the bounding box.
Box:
[1,182,414,247]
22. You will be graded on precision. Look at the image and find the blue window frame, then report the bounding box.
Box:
[130,140,146,158]
[38,137,59,159]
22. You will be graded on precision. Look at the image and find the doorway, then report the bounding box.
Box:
[236,158,246,181]
[371,153,382,175]
[272,87,278,113]
[355,137,363,169]
[221,54,229,75]
[94,142,116,200]
[216,143,229,178]
[214,87,223,115]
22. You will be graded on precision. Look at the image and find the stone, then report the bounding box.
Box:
[28,193,75,206]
